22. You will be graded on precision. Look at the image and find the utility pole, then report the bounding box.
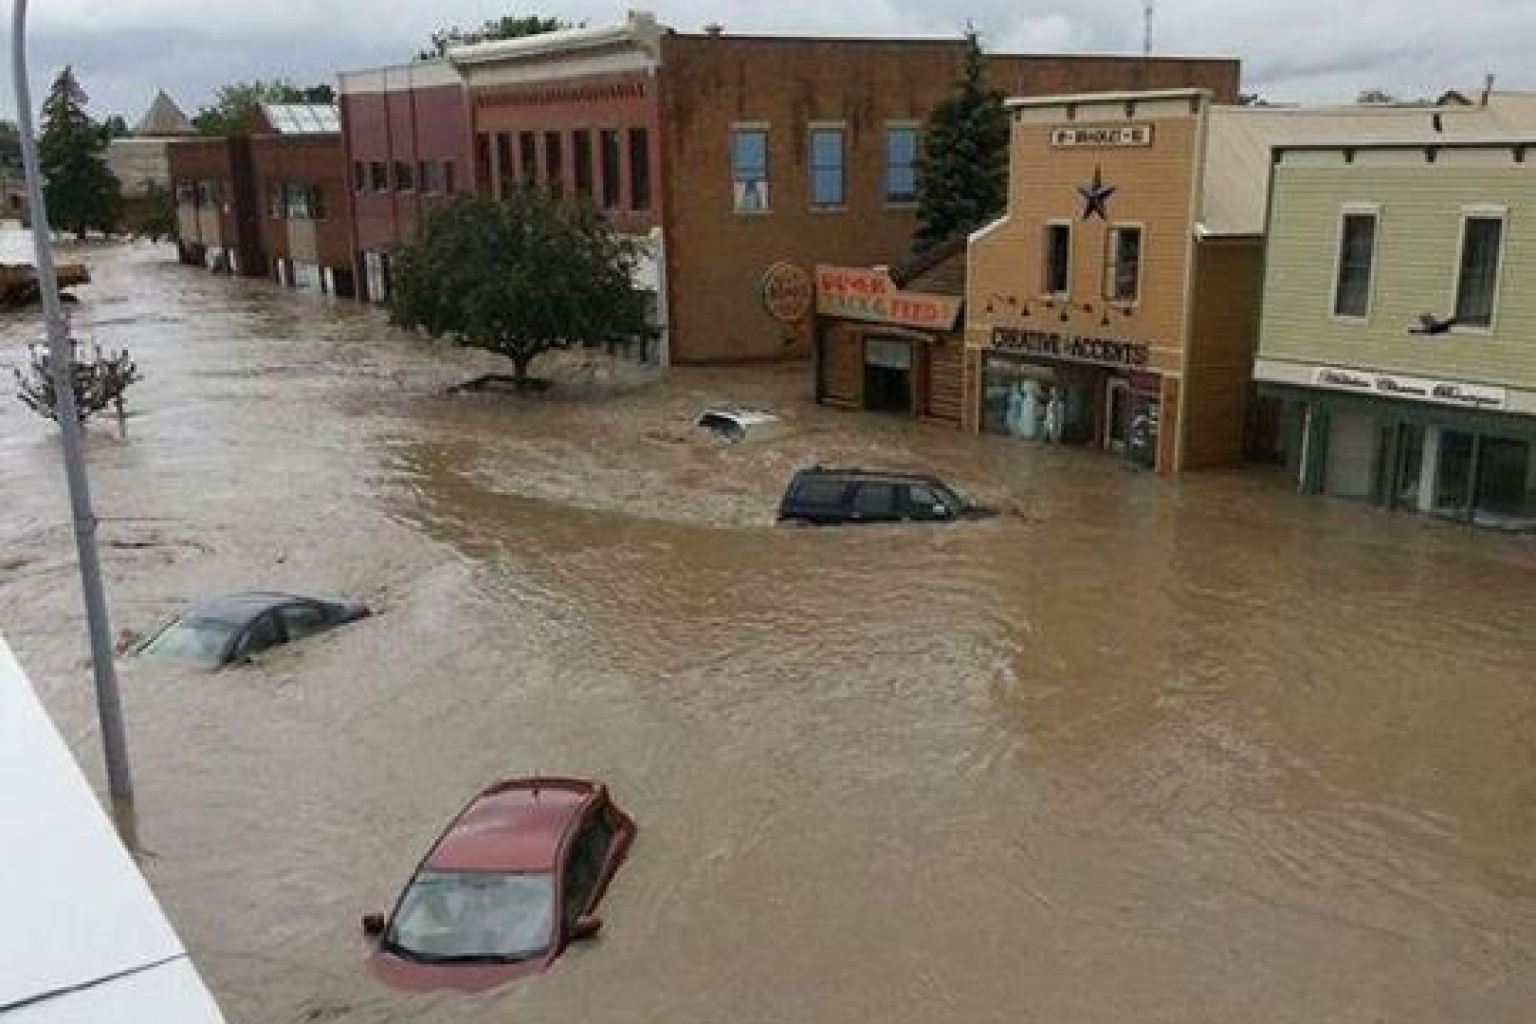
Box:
[11,0,137,845]
[1143,1,1155,56]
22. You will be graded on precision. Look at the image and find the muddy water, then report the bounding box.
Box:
[3,239,1535,1024]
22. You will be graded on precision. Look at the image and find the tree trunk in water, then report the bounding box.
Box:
[513,353,533,392]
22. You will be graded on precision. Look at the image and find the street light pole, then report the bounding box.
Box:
[11,0,136,844]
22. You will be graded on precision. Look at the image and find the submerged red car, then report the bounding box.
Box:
[362,777,635,992]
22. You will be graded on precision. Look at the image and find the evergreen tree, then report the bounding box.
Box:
[913,28,1009,251]
[37,66,122,239]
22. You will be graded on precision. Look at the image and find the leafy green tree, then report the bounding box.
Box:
[37,66,122,239]
[193,80,334,136]
[389,189,648,391]
[913,28,1009,251]
[418,14,570,60]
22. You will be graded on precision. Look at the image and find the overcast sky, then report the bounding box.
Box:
[1,1,1531,122]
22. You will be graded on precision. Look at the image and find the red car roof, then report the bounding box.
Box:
[425,779,591,873]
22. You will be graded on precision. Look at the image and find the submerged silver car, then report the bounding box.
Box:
[138,592,369,668]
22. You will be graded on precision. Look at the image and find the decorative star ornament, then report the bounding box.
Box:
[1077,165,1116,221]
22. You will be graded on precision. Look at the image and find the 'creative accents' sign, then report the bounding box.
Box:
[815,265,963,331]
[991,327,1149,369]
[1051,124,1153,148]
[1309,365,1507,410]
[761,262,815,324]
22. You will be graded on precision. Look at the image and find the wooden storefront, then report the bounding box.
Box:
[813,248,966,426]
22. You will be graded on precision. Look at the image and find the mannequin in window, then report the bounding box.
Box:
[1044,387,1065,443]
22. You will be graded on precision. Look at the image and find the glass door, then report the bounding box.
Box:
[1433,430,1476,521]
[1104,379,1130,454]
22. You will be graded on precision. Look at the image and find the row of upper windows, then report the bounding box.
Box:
[730,124,920,213]
[1038,220,1144,305]
[354,159,458,197]
[480,127,651,213]
[1330,205,1506,330]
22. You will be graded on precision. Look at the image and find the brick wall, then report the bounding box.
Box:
[341,82,470,256]
[658,34,1239,364]
[250,135,350,274]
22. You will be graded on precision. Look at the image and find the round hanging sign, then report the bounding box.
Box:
[760,261,814,324]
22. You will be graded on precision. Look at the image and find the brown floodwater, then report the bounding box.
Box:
[3,239,1535,1024]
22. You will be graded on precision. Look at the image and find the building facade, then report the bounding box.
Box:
[1256,140,1536,530]
[814,240,967,425]
[337,14,1240,364]
[106,91,194,229]
[966,90,1245,473]
[250,105,353,295]
[962,91,1536,474]
[338,60,469,304]
[656,32,1239,365]
[169,136,264,275]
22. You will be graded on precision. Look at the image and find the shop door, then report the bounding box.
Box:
[863,337,913,414]
[1324,411,1377,500]
[1104,379,1130,454]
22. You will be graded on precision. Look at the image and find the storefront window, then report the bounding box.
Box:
[982,357,1096,444]
[1392,422,1425,510]
[1473,435,1536,529]
[1433,430,1475,519]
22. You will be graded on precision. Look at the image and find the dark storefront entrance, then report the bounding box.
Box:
[863,337,913,413]
[1271,385,1536,531]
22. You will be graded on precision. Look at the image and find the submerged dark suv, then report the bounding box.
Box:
[777,467,981,525]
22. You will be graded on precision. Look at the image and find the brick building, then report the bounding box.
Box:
[169,135,262,275]
[337,60,469,303]
[169,104,352,294]
[338,13,1239,364]
[250,105,353,295]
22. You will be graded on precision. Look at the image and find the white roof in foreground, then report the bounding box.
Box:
[0,636,226,1023]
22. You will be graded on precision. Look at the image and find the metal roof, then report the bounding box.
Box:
[1201,95,1536,236]
[259,103,340,135]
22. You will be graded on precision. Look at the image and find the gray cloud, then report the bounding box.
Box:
[1,0,1531,121]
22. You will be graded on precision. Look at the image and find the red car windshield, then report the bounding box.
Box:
[386,869,555,963]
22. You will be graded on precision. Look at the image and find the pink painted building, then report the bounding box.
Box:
[338,60,469,303]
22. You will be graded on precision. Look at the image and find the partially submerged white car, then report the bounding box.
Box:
[695,406,782,442]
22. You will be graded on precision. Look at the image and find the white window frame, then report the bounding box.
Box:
[883,120,920,208]
[1042,219,1073,299]
[1450,204,1508,334]
[1104,222,1145,308]
[807,120,847,212]
[730,121,771,215]
[1329,202,1381,324]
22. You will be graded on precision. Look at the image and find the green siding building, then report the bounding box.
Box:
[1256,140,1536,530]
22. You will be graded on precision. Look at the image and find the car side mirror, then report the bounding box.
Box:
[570,915,603,941]
[361,912,386,937]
